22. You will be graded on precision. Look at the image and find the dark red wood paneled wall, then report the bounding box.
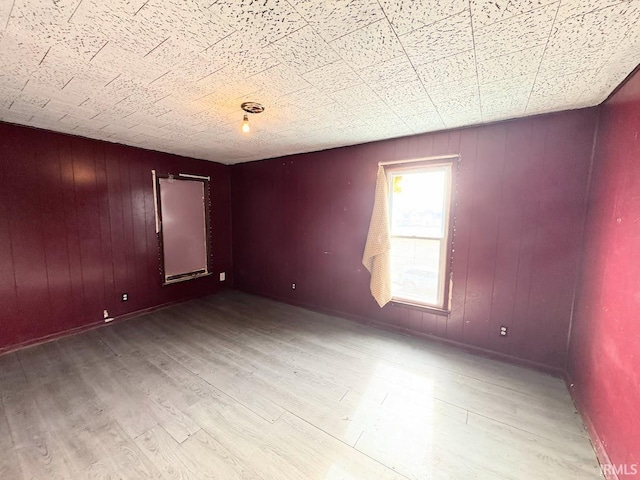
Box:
[569,69,640,474]
[231,109,599,369]
[0,122,233,352]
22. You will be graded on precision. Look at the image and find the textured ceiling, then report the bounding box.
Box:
[1,1,639,164]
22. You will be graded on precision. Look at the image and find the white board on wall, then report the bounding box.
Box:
[156,175,210,284]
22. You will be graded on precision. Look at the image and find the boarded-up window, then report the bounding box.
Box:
[154,172,210,284]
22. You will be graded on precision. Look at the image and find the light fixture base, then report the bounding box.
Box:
[241,102,265,114]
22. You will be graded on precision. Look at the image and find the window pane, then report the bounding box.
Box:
[390,169,447,238]
[390,237,441,306]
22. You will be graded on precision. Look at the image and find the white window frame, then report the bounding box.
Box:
[386,160,455,312]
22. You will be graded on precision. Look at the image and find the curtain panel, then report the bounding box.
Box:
[362,165,392,307]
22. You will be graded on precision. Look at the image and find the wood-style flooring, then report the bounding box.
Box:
[0,291,602,479]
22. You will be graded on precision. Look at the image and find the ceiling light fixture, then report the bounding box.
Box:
[240,101,265,134]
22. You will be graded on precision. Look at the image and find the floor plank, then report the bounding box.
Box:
[0,291,603,479]
[135,425,216,480]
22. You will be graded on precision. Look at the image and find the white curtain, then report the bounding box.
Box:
[362,165,392,307]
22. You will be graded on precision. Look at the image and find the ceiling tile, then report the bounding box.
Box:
[441,113,482,129]
[436,94,481,114]
[21,78,87,106]
[381,0,467,36]
[391,98,438,118]
[554,0,633,23]
[0,31,46,90]
[6,0,105,58]
[201,34,280,78]
[244,64,311,101]
[365,121,415,139]
[0,86,20,109]
[359,55,420,89]
[402,112,445,133]
[373,80,429,107]
[415,50,477,87]
[533,69,599,97]
[400,10,473,65]
[142,37,209,68]
[69,0,169,56]
[0,1,13,29]
[312,101,351,120]
[276,85,335,109]
[433,90,482,128]
[480,75,535,101]
[34,48,121,101]
[477,46,544,84]
[427,77,479,104]
[330,19,404,71]
[209,0,305,46]
[12,90,53,109]
[480,76,534,119]
[482,98,529,120]
[143,1,235,53]
[474,3,558,61]
[143,71,212,104]
[546,1,640,56]
[267,26,340,74]
[585,36,640,102]
[0,108,35,125]
[538,42,620,78]
[526,94,583,114]
[470,0,557,28]
[327,84,381,110]
[301,60,362,94]
[528,69,600,113]
[294,0,384,42]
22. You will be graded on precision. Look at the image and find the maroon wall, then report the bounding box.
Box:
[0,122,233,352]
[568,69,640,476]
[231,109,599,369]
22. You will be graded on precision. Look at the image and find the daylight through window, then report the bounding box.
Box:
[388,162,454,310]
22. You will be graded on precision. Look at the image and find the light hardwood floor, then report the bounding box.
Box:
[0,291,602,479]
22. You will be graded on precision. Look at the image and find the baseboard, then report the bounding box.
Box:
[237,288,565,378]
[0,290,226,357]
[563,371,616,480]
[0,318,108,357]
[367,317,565,377]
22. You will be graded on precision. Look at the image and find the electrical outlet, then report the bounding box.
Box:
[219,272,226,281]
[500,326,508,336]
[121,293,128,302]
[292,283,296,290]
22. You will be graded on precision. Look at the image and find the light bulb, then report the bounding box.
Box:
[242,114,250,133]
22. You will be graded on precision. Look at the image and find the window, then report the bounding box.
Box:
[153,171,211,285]
[387,161,454,310]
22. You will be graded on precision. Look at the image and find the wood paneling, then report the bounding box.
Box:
[231,109,599,369]
[0,122,233,352]
[569,68,640,475]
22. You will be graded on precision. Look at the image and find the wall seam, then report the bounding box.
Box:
[563,109,601,370]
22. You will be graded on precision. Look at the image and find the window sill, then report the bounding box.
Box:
[163,271,212,285]
[390,299,450,317]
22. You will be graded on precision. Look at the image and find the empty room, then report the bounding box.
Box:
[1,0,639,479]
